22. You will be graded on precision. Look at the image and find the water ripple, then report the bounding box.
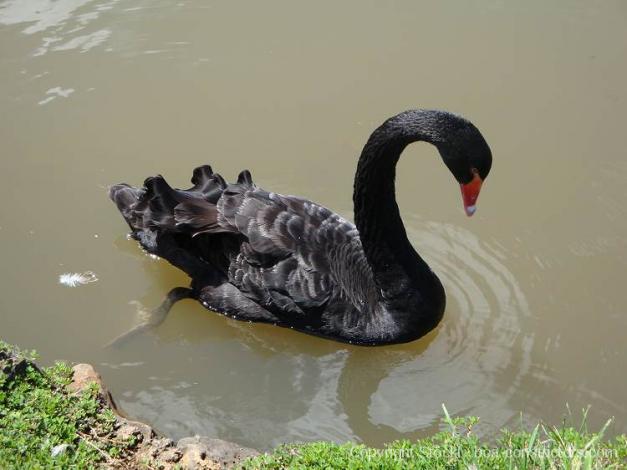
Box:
[0,0,116,56]
[368,219,532,433]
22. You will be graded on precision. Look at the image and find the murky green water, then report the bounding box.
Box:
[1,0,625,449]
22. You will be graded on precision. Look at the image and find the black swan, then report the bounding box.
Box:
[109,109,492,346]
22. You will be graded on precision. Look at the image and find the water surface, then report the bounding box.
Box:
[1,0,625,448]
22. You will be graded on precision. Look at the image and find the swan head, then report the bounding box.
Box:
[433,113,492,217]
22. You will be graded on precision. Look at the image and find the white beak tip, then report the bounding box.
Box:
[464,205,476,216]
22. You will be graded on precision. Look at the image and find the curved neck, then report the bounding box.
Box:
[353,110,449,310]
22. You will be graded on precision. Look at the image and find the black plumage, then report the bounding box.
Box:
[109,109,492,345]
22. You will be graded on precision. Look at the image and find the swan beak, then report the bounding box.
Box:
[460,172,483,217]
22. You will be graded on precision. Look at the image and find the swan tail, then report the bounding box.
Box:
[173,169,259,236]
[109,165,255,245]
[108,183,146,231]
[174,199,222,235]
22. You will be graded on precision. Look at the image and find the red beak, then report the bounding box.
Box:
[460,171,483,217]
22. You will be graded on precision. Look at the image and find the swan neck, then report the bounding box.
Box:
[353,111,446,309]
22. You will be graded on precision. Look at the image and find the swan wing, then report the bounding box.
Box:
[188,182,357,317]
[118,166,362,319]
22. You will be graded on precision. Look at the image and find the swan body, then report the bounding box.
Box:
[110,109,492,345]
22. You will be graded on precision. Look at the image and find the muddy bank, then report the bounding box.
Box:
[70,363,259,469]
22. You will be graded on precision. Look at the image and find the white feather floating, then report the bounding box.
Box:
[58,271,98,287]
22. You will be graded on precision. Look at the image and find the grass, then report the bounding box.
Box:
[0,341,127,468]
[1,340,625,469]
[243,406,626,469]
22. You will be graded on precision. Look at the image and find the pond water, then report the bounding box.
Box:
[1,0,625,449]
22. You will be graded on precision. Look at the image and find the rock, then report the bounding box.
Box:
[115,418,154,443]
[116,423,142,444]
[177,436,259,469]
[135,436,177,468]
[150,437,175,458]
[178,443,218,470]
[159,447,183,463]
[68,363,119,413]
[180,446,208,469]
